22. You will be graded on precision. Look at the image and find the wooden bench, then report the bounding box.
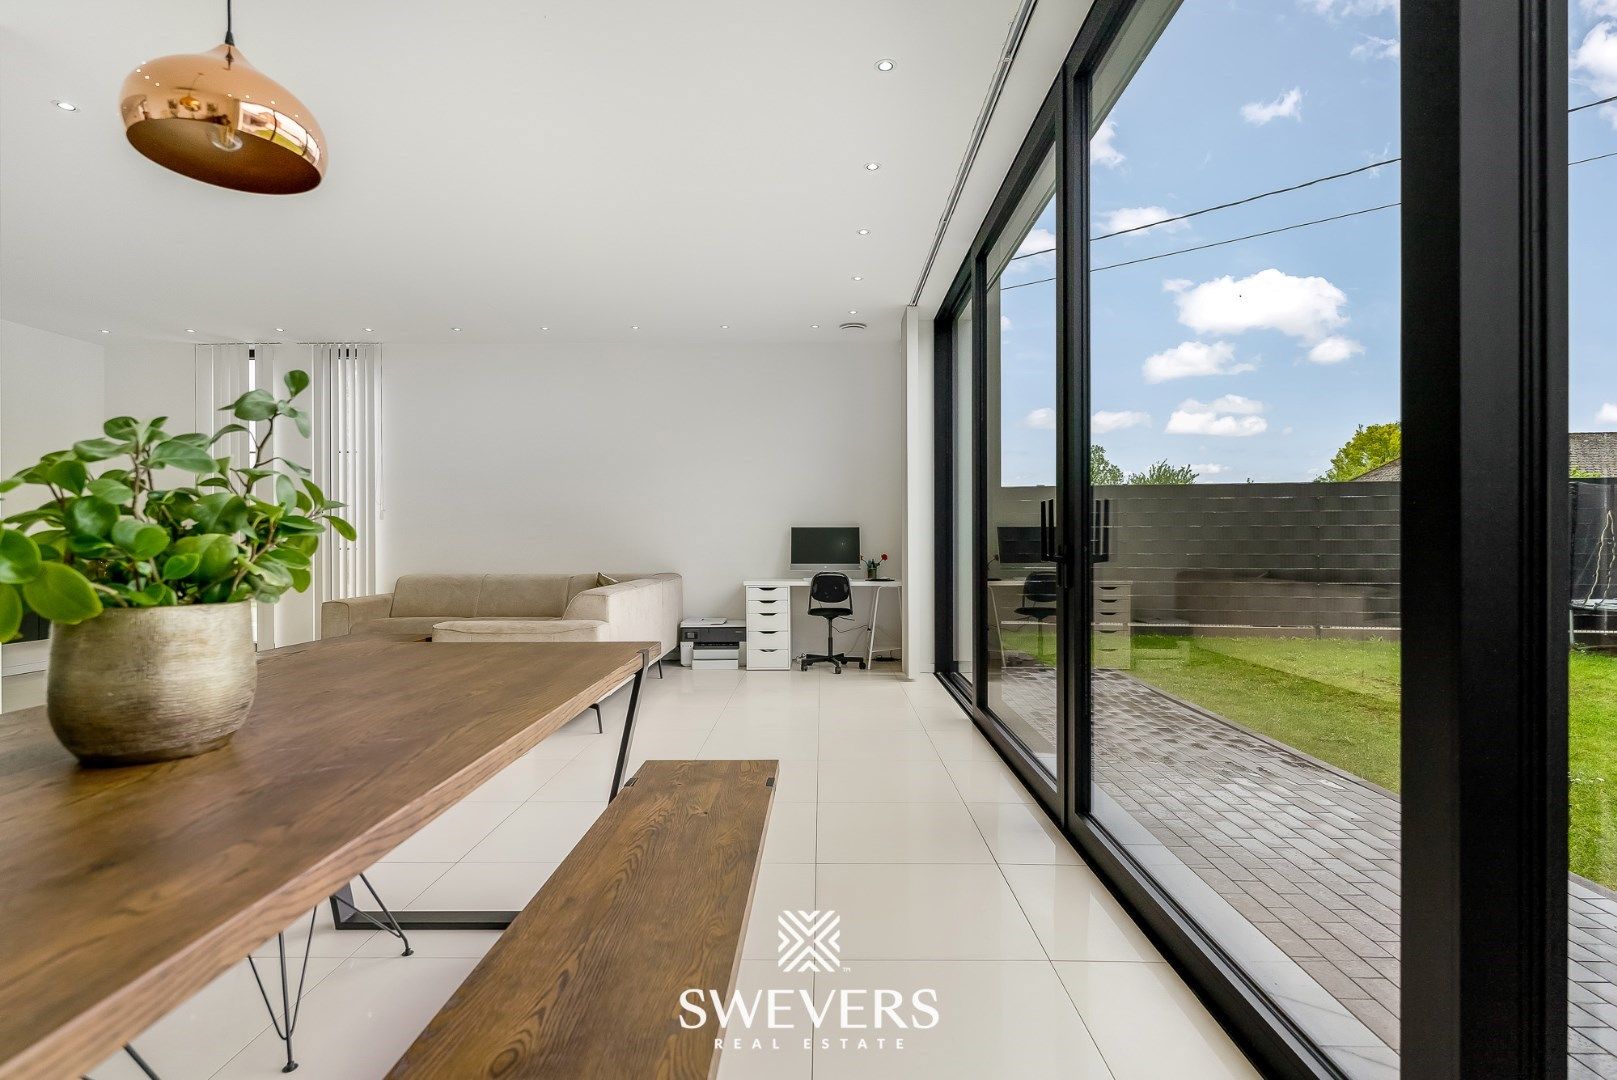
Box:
[387,758,777,1079]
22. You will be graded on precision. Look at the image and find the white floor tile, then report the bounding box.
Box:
[463,801,605,862]
[701,729,819,760]
[816,864,1044,959]
[380,800,523,863]
[967,801,1083,865]
[1056,961,1260,1080]
[816,759,961,803]
[408,860,558,912]
[1000,864,1162,962]
[528,755,616,801]
[769,759,819,802]
[926,731,1004,762]
[941,758,1040,804]
[712,962,814,1080]
[817,730,940,761]
[462,754,570,801]
[811,961,1114,1079]
[212,956,479,1079]
[816,802,994,864]
[742,862,817,960]
[762,802,818,863]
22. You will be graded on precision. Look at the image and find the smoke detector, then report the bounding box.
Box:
[839,321,867,331]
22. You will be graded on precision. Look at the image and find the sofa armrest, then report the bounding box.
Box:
[320,593,394,638]
[563,574,682,657]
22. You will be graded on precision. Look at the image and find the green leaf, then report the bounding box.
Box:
[290,408,311,438]
[261,545,311,569]
[209,423,249,445]
[169,534,237,581]
[166,432,211,449]
[0,476,23,494]
[111,519,169,560]
[46,459,88,494]
[160,552,201,580]
[21,562,102,624]
[193,492,249,534]
[64,497,117,538]
[86,478,134,506]
[226,389,278,422]
[275,515,325,536]
[149,440,219,474]
[103,416,140,440]
[141,581,177,606]
[0,585,21,640]
[249,559,293,589]
[284,369,311,397]
[0,529,42,585]
[74,437,128,462]
[327,515,357,542]
[275,474,298,510]
[66,535,118,559]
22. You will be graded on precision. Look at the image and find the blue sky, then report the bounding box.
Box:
[995,0,1617,486]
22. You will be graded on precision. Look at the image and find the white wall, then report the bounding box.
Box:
[379,341,906,653]
[0,318,107,675]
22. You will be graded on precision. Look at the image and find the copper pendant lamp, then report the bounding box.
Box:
[119,0,325,195]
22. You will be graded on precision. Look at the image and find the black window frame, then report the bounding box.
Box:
[928,0,1571,1075]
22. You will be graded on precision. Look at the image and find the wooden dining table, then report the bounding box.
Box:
[0,634,657,1080]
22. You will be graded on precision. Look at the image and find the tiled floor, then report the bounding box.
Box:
[41,663,1256,1080]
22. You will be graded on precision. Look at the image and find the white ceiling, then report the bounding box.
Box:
[0,0,1055,347]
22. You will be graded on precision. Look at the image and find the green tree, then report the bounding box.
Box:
[1126,460,1199,485]
[1319,421,1401,482]
[1091,445,1123,486]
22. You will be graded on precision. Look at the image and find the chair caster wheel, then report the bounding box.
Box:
[858,661,868,670]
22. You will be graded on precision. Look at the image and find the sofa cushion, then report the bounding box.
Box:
[392,575,482,618]
[475,575,575,618]
[432,618,606,643]
[344,617,447,640]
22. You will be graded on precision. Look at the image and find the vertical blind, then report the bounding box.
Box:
[309,344,382,603]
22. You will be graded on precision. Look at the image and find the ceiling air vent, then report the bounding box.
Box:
[839,321,867,331]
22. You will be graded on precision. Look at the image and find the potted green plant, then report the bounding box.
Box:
[0,370,350,766]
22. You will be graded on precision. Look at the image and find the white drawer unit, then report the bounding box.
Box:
[1093,581,1132,669]
[744,584,792,670]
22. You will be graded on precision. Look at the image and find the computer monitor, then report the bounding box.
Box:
[790,526,860,570]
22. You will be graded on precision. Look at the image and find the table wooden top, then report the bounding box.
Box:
[0,635,656,1080]
[388,759,776,1079]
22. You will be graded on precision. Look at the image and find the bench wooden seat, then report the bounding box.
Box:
[387,758,777,1079]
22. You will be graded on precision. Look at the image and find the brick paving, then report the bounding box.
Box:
[995,664,1617,1078]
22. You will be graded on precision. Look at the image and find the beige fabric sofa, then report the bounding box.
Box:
[321,572,682,657]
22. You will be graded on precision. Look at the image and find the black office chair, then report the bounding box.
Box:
[1014,570,1059,657]
[801,571,865,673]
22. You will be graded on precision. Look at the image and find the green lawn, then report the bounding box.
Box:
[1000,628,1617,889]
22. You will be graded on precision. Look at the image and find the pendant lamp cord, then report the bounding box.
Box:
[224,0,235,46]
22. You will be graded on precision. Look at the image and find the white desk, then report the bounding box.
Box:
[742,577,903,670]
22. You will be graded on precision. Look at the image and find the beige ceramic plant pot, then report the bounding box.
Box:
[47,602,257,766]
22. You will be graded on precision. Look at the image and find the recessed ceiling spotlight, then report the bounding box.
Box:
[274,327,285,332]
[541,326,550,331]
[99,328,110,334]
[811,324,821,329]
[720,324,729,329]
[185,328,196,333]
[52,100,77,111]
[631,325,640,330]
[852,275,863,281]
[857,228,870,235]
[451,327,462,332]
[875,59,895,72]
[849,309,859,315]
[864,162,881,171]
[363,327,374,333]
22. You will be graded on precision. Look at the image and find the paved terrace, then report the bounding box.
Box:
[1001,665,1617,1079]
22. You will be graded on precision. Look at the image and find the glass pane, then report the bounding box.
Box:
[985,151,1060,778]
[1085,0,1402,1073]
[1567,4,1617,1072]
[953,301,976,687]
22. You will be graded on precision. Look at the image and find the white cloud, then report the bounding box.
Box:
[1190,463,1229,476]
[1598,402,1617,424]
[1173,268,1349,343]
[1162,278,1192,294]
[1022,407,1056,430]
[1351,34,1400,60]
[1091,120,1124,168]
[1017,228,1055,258]
[1307,336,1365,364]
[1574,22,1617,101]
[1142,340,1257,383]
[1582,0,1617,16]
[1306,0,1398,17]
[1166,396,1269,438]
[1001,314,1013,331]
[1092,410,1151,434]
[1241,87,1303,125]
[1098,206,1188,237]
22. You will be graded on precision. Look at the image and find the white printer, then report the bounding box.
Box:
[678,618,747,669]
